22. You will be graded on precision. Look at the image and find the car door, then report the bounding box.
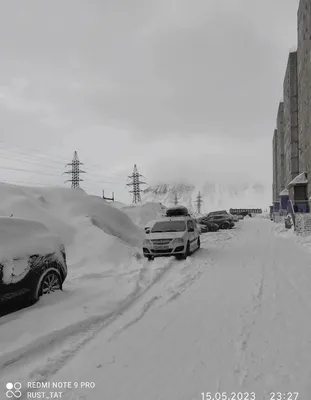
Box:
[192,219,200,242]
[0,258,28,303]
[187,220,196,250]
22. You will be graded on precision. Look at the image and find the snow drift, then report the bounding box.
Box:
[0,216,62,260]
[120,202,167,228]
[0,183,144,261]
[0,216,65,285]
[0,182,147,359]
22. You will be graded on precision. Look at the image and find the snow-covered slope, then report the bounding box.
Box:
[142,184,195,210]
[121,202,167,228]
[0,183,143,250]
[0,182,146,358]
[142,181,270,212]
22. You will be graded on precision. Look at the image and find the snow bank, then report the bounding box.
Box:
[121,202,167,228]
[0,182,146,289]
[0,182,147,358]
[109,200,127,209]
[0,217,62,259]
[0,216,65,285]
[0,183,143,254]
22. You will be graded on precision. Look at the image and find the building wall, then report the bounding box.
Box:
[297,0,311,197]
[283,51,299,187]
[272,129,278,202]
[276,102,285,197]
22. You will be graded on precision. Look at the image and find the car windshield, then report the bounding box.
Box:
[151,220,186,232]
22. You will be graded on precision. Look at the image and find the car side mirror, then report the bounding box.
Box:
[188,228,194,232]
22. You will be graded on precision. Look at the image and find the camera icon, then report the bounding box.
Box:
[5,382,22,398]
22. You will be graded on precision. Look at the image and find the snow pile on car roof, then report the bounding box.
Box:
[0,217,61,260]
[0,183,144,274]
[120,202,167,228]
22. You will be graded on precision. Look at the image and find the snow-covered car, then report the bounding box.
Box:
[143,206,200,260]
[202,215,234,229]
[196,218,219,232]
[0,217,67,306]
[197,223,208,233]
[228,213,239,222]
[207,210,234,223]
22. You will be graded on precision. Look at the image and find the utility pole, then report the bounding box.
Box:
[63,151,85,188]
[126,164,146,203]
[195,191,203,214]
[173,192,178,205]
[103,190,114,201]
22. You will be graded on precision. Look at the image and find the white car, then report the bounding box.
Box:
[143,213,200,261]
[144,220,156,232]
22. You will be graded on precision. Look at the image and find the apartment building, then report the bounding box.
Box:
[283,51,299,198]
[297,0,311,198]
[276,103,285,198]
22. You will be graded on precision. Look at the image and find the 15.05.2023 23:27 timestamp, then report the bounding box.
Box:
[200,392,299,400]
[201,393,256,400]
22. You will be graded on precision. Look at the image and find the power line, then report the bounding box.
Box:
[0,140,126,179]
[0,146,125,180]
[63,151,86,188]
[0,151,127,185]
[0,178,62,187]
[195,191,203,214]
[0,164,121,187]
[173,192,178,205]
[126,164,147,203]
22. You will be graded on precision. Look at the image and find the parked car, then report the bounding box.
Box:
[143,206,200,260]
[201,215,234,229]
[196,218,219,232]
[0,217,67,307]
[197,223,208,233]
[207,210,229,218]
[207,210,234,222]
[228,213,239,222]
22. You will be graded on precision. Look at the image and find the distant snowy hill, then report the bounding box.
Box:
[142,182,270,213]
[142,184,195,210]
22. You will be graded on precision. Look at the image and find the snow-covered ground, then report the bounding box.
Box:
[1,216,311,399]
[0,183,148,356]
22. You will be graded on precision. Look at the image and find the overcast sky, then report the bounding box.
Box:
[0,0,298,203]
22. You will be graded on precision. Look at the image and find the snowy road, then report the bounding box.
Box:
[2,218,311,399]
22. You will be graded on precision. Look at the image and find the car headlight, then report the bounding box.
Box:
[143,239,152,246]
[171,238,184,244]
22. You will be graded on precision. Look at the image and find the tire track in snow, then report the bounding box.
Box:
[1,229,237,396]
[234,259,266,387]
[0,257,177,385]
[108,296,160,342]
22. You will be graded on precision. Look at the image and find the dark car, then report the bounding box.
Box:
[206,210,228,218]
[0,217,67,308]
[201,215,234,229]
[196,218,219,232]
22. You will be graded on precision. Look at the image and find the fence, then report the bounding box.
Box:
[295,213,311,236]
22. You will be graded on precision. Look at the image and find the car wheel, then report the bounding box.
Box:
[180,241,190,260]
[146,255,154,261]
[221,222,230,229]
[31,269,62,303]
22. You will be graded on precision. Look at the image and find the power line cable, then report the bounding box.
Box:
[0,140,127,178]
[0,151,127,184]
